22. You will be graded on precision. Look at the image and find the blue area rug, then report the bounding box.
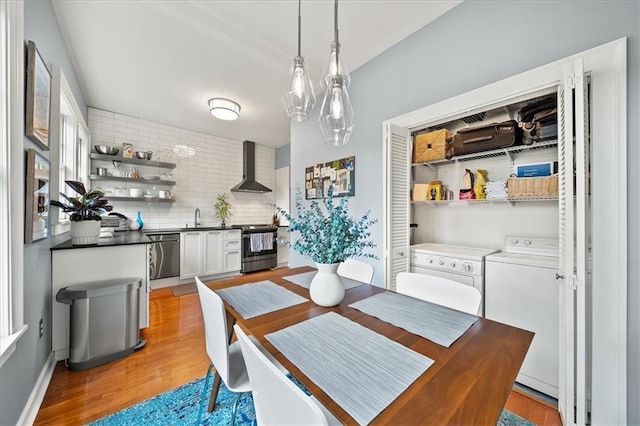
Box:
[90,375,534,425]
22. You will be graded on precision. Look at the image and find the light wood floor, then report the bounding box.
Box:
[35,267,562,425]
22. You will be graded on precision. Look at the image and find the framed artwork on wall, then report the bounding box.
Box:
[25,40,51,150]
[25,149,50,243]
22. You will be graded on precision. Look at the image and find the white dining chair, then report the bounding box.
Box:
[337,258,374,284]
[195,276,251,425]
[233,324,341,426]
[396,272,482,315]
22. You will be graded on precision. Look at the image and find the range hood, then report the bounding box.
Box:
[230,141,272,193]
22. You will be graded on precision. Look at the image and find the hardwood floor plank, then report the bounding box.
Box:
[35,267,561,425]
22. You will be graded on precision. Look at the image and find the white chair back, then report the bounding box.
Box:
[233,324,330,426]
[396,272,482,315]
[195,277,231,385]
[337,259,374,284]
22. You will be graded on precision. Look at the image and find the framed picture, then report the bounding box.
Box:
[305,156,355,199]
[25,40,51,150]
[25,149,50,243]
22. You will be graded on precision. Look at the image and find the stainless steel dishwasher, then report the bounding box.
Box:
[147,233,180,279]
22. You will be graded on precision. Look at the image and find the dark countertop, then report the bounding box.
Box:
[51,231,151,251]
[142,225,242,234]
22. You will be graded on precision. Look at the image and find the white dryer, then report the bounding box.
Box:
[485,236,559,399]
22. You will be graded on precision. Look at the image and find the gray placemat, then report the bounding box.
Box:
[266,312,433,425]
[349,291,478,348]
[282,271,364,290]
[215,280,307,319]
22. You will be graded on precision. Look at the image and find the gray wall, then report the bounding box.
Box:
[0,1,87,424]
[275,143,290,169]
[290,0,639,423]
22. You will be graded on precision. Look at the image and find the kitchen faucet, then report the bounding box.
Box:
[194,208,201,228]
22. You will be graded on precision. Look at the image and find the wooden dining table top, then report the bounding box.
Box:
[208,266,534,425]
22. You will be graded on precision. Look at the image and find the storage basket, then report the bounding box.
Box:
[413,129,451,163]
[507,174,559,198]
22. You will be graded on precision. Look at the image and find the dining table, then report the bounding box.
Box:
[207,266,534,425]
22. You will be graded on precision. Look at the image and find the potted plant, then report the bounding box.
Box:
[50,180,113,245]
[276,186,377,306]
[214,193,232,227]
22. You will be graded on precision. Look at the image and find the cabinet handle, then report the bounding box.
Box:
[227,251,239,254]
[555,273,564,280]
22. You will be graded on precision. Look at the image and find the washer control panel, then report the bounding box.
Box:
[410,251,483,277]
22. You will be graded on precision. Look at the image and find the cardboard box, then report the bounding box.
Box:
[515,161,557,177]
[412,184,429,201]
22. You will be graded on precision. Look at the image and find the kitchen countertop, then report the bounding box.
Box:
[51,231,151,250]
[142,225,243,234]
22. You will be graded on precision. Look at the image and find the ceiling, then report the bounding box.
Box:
[52,0,461,149]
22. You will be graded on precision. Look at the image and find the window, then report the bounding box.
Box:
[1,0,26,367]
[49,66,90,235]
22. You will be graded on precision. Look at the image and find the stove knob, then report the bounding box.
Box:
[427,257,434,264]
[463,263,473,273]
[524,239,532,245]
[450,260,457,269]
[511,239,519,244]
[438,258,445,266]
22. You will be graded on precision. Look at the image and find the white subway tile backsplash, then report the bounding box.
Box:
[89,107,276,228]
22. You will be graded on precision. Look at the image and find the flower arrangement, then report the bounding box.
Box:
[276,186,377,264]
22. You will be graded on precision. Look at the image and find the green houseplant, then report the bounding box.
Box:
[214,193,232,227]
[50,180,113,245]
[276,186,377,306]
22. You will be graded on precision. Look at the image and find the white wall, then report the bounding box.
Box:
[88,108,276,229]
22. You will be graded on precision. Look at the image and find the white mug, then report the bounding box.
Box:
[159,190,168,199]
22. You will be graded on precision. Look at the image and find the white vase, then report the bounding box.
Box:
[310,262,345,307]
[70,220,101,245]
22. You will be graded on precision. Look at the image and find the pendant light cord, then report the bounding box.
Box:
[297,0,302,57]
[334,0,339,71]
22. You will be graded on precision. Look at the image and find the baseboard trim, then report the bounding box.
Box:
[17,351,56,425]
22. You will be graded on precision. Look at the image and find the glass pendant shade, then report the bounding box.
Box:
[320,41,350,91]
[318,75,354,146]
[282,56,316,122]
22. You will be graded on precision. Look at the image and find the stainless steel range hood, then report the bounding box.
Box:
[230,141,272,193]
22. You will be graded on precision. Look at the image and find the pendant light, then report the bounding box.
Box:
[282,0,315,122]
[320,42,350,91]
[318,0,354,146]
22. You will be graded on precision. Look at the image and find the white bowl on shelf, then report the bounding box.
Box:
[129,188,143,198]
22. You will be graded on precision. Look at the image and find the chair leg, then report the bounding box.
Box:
[230,392,248,426]
[196,364,214,425]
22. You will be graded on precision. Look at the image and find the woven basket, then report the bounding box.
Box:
[413,129,451,163]
[507,174,559,198]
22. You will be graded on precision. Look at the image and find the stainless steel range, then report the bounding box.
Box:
[240,224,278,273]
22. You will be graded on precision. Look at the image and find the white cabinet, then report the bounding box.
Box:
[180,229,241,279]
[277,227,289,265]
[223,230,241,272]
[180,231,202,279]
[202,231,223,275]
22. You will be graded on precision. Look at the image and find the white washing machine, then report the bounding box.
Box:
[485,236,559,399]
[409,243,500,316]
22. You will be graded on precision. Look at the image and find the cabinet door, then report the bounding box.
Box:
[202,231,223,276]
[180,232,202,279]
[224,249,241,272]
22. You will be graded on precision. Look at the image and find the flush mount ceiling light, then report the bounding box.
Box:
[318,0,354,146]
[208,98,241,121]
[282,0,316,122]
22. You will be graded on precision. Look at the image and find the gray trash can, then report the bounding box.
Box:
[56,277,146,371]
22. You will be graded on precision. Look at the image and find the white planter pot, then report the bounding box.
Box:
[309,262,345,307]
[70,220,101,245]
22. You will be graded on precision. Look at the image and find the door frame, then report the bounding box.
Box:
[382,38,627,424]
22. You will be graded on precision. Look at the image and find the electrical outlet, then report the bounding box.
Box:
[39,318,44,339]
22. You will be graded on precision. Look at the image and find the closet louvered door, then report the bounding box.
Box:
[384,123,410,291]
